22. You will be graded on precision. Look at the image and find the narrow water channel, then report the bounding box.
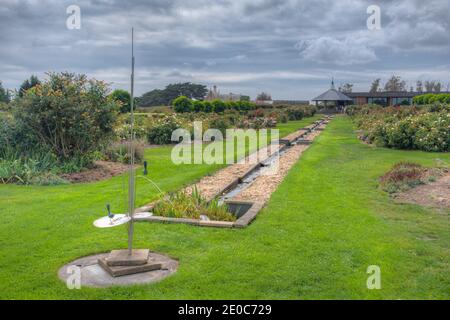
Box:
[219,119,327,204]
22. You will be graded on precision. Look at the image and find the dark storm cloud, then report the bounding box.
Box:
[1,0,449,99]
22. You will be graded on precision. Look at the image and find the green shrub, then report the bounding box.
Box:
[413,112,450,152]
[223,109,242,125]
[301,105,317,117]
[212,99,226,113]
[104,141,145,164]
[109,89,132,113]
[237,117,277,129]
[153,188,236,221]
[413,93,450,105]
[147,119,179,145]
[425,104,449,113]
[203,101,213,113]
[286,107,304,121]
[29,172,69,186]
[209,117,230,136]
[231,101,241,111]
[171,97,257,114]
[172,96,192,113]
[384,117,416,149]
[350,105,450,152]
[115,115,148,140]
[0,113,42,156]
[0,148,67,185]
[192,100,204,113]
[225,101,237,111]
[13,72,119,162]
[0,102,9,111]
[250,108,265,118]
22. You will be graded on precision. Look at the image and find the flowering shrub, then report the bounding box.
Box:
[12,72,119,162]
[286,108,304,121]
[351,105,450,152]
[147,116,182,145]
[104,141,145,164]
[118,101,316,145]
[237,117,277,129]
[115,115,148,141]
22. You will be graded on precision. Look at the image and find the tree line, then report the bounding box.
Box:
[338,75,449,94]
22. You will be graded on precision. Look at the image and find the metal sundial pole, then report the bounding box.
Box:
[127,27,136,256]
[91,27,167,278]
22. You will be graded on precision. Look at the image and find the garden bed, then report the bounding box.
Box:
[135,200,264,228]
[60,161,134,183]
[393,171,450,211]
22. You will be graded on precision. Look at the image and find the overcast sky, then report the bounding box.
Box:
[1,0,450,100]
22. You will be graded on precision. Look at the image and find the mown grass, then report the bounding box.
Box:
[0,116,448,299]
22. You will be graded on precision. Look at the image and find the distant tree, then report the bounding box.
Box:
[338,83,353,93]
[0,81,10,103]
[384,75,406,92]
[434,82,442,93]
[136,89,166,107]
[369,79,381,93]
[137,83,207,107]
[256,92,272,101]
[424,81,442,92]
[19,75,40,97]
[416,81,423,93]
[165,83,208,102]
[109,89,132,113]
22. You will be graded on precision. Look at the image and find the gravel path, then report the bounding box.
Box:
[234,125,325,203]
[184,127,313,200]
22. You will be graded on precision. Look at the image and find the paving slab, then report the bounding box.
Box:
[105,249,149,266]
[58,252,178,288]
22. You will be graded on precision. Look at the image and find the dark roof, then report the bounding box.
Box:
[346,91,450,98]
[312,89,353,101]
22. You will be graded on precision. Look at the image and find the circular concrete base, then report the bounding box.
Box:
[58,252,178,288]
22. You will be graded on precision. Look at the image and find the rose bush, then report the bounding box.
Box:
[350,105,450,152]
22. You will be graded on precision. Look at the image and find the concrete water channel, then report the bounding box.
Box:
[218,118,328,205]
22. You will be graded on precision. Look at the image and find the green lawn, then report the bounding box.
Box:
[0,116,448,299]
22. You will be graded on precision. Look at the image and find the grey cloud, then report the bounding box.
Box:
[295,36,377,65]
[0,0,449,100]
